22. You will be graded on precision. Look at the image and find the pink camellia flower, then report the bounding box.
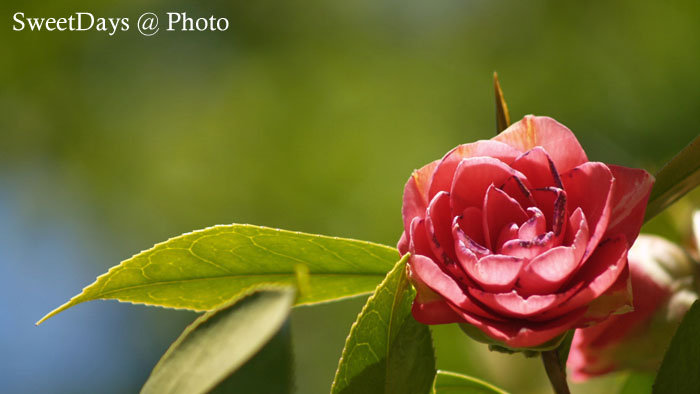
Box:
[398,115,654,349]
[567,231,698,381]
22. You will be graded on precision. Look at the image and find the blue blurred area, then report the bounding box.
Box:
[3,1,700,393]
[0,170,195,393]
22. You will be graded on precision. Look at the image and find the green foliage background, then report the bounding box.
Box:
[3,1,700,393]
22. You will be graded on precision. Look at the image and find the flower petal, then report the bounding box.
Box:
[584,263,665,346]
[402,160,439,233]
[453,221,490,259]
[531,187,568,237]
[428,140,521,199]
[511,146,563,189]
[501,231,556,260]
[408,256,463,325]
[397,231,409,255]
[411,298,463,324]
[495,223,520,252]
[604,165,654,245]
[561,162,615,260]
[538,235,629,320]
[455,206,486,248]
[494,115,588,174]
[458,251,524,293]
[453,305,587,348]
[517,208,589,295]
[518,207,547,242]
[518,247,578,295]
[500,175,536,209]
[567,322,618,381]
[564,207,590,256]
[425,191,457,264]
[409,217,434,258]
[450,157,527,215]
[469,286,579,319]
[578,264,633,324]
[483,185,529,250]
[410,254,504,321]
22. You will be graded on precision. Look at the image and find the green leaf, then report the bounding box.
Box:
[331,254,435,394]
[620,373,654,394]
[37,224,398,324]
[645,133,700,221]
[141,286,295,394]
[431,370,508,394]
[211,320,294,394]
[494,72,511,134]
[653,300,700,394]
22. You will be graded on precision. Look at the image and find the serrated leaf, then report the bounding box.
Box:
[494,72,510,134]
[645,134,700,221]
[620,373,653,394]
[331,254,435,394]
[431,370,508,394]
[141,286,295,394]
[38,224,398,324]
[653,300,700,394]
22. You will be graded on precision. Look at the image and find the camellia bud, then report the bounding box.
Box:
[567,227,699,381]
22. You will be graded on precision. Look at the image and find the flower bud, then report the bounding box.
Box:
[567,233,698,381]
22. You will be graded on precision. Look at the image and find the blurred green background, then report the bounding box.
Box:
[3,1,700,393]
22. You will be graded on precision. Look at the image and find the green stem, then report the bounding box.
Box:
[542,349,571,394]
